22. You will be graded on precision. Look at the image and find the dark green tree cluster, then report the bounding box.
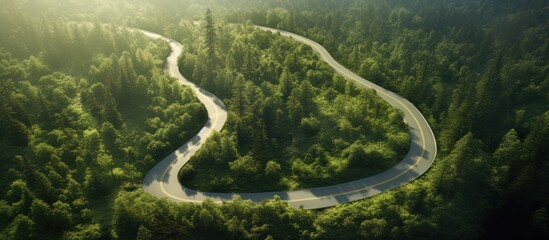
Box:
[0,3,207,238]
[221,0,549,238]
[2,0,549,239]
[177,15,409,192]
[111,191,315,239]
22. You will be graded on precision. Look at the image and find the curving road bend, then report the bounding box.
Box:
[140,29,228,201]
[140,26,437,210]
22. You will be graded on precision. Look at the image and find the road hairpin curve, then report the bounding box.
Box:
[141,26,437,210]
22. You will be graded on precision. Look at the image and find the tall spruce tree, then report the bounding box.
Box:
[203,8,217,73]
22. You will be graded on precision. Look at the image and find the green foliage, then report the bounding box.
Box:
[203,8,218,72]
[219,0,548,238]
[111,190,315,240]
[180,24,408,192]
[7,214,35,240]
[62,224,102,240]
[229,155,261,177]
[265,160,282,176]
[0,3,206,237]
[2,0,548,239]
[342,141,369,167]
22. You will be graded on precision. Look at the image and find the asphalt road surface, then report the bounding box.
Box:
[141,26,437,209]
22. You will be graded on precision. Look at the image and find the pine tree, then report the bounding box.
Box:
[0,79,28,144]
[279,67,293,100]
[243,44,258,81]
[203,8,217,72]
[252,119,269,162]
[232,74,246,117]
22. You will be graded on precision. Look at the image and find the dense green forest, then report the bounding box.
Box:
[1,0,548,239]
[224,1,549,238]
[0,1,208,238]
[177,21,409,192]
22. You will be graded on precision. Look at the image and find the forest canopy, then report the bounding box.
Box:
[176,21,409,192]
[1,2,207,238]
[1,0,548,239]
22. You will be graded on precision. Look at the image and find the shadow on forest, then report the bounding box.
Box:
[143,107,433,207]
[298,136,429,204]
[198,88,228,110]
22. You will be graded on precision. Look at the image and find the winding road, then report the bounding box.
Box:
[141,26,437,210]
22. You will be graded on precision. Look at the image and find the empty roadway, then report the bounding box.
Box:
[141,26,437,209]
